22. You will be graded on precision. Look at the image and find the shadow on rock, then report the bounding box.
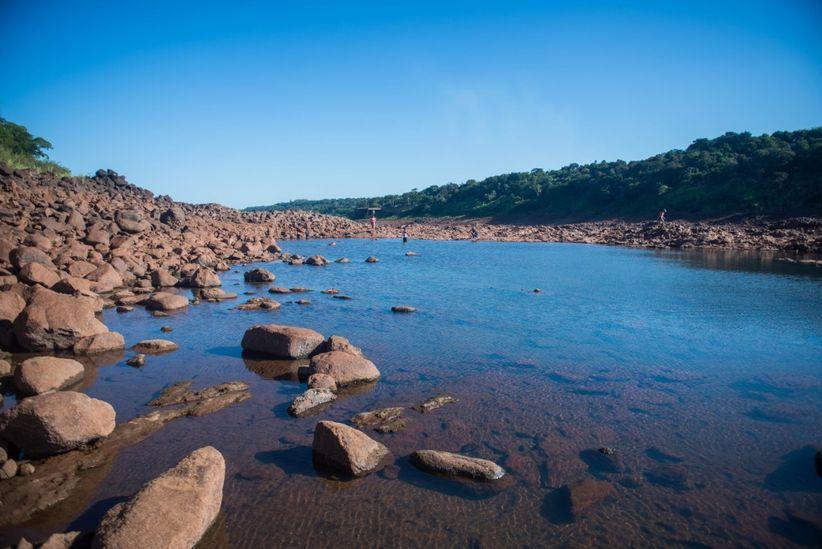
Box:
[764,446,822,493]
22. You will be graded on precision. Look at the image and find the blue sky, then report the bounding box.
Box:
[1,1,821,208]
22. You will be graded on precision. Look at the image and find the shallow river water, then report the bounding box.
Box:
[3,239,822,547]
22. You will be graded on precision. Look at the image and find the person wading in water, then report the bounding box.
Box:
[370,213,377,239]
[402,225,409,244]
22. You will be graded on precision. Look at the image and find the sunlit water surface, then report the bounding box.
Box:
[3,240,821,547]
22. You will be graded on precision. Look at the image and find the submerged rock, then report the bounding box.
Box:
[94,446,225,549]
[288,388,337,417]
[0,391,115,458]
[410,450,505,480]
[312,420,391,477]
[308,351,380,387]
[365,256,378,263]
[14,356,85,395]
[268,286,291,294]
[351,407,407,433]
[241,324,324,358]
[126,354,146,367]
[236,297,281,310]
[413,394,458,413]
[559,478,615,518]
[391,305,416,313]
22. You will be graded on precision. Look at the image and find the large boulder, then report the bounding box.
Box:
[93,446,224,549]
[115,210,150,234]
[308,351,380,387]
[150,269,178,288]
[183,267,220,288]
[144,292,188,311]
[85,264,124,293]
[243,268,275,283]
[312,421,390,477]
[241,324,324,358]
[73,331,126,355]
[0,391,116,457]
[13,288,109,352]
[10,246,55,270]
[410,450,506,480]
[18,262,60,287]
[14,356,85,395]
[159,206,186,228]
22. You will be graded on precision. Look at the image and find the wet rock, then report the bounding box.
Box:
[320,288,340,294]
[335,257,350,263]
[14,356,85,395]
[295,299,311,305]
[289,287,311,293]
[391,305,416,313]
[321,335,363,356]
[312,420,391,477]
[413,394,458,413]
[305,255,328,266]
[131,339,179,353]
[268,286,291,294]
[73,331,125,354]
[332,294,352,300]
[160,326,174,333]
[0,391,116,458]
[150,269,178,288]
[559,478,615,518]
[244,268,275,283]
[94,446,225,549]
[126,354,146,367]
[116,305,133,313]
[365,256,378,263]
[200,288,237,302]
[351,407,407,433]
[13,287,109,352]
[241,324,324,358]
[307,373,337,391]
[308,350,380,387]
[144,292,189,311]
[236,297,281,310]
[405,251,420,256]
[288,388,337,416]
[411,450,505,480]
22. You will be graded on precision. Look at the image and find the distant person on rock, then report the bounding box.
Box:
[370,213,377,238]
[402,225,409,243]
[470,225,479,240]
[657,208,667,225]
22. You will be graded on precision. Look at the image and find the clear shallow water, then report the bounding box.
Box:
[3,240,822,547]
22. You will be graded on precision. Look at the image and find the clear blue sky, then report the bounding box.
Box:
[1,1,821,208]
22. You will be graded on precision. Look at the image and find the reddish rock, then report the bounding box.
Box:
[410,450,506,480]
[241,324,324,359]
[145,292,189,311]
[150,269,178,288]
[13,356,85,395]
[13,288,109,352]
[308,350,380,387]
[18,263,60,287]
[73,331,126,354]
[312,420,391,477]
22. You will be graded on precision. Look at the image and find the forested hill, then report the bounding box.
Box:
[248,129,822,221]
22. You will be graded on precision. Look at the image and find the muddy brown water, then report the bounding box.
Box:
[2,240,821,547]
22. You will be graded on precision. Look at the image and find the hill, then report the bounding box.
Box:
[248,129,822,221]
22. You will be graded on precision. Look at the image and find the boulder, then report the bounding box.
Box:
[85,264,124,293]
[14,356,85,395]
[93,446,224,549]
[0,290,26,349]
[0,391,115,457]
[0,358,11,377]
[200,288,237,302]
[308,351,380,387]
[184,267,220,288]
[351,407,406,433]
[307,373,337,391]
[115,210,150,234]
[305,255,328,266]
[365,256,378,263]
[391,305,416,313]
[150,269,178,288]
[159,206,186,227]
[67,260,97,277]
[10,246,55,270]
[73,331,126,354]
[126,354,146,367]
[131,339,179,353]
[312,421,390,477]
[84,228,110,247]
[18,263,60,287]
[145,292,188,311]
[13,288,109,352]
[288,388,337,416]
[321,335,363,356]
[410,450,506,480]
[243,268,275,283]
[241,324,324,359]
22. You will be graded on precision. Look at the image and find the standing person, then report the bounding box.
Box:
[657,208,667,225]
[470,224,479,240]
[370,212,377,239]
[402,225,409,244]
